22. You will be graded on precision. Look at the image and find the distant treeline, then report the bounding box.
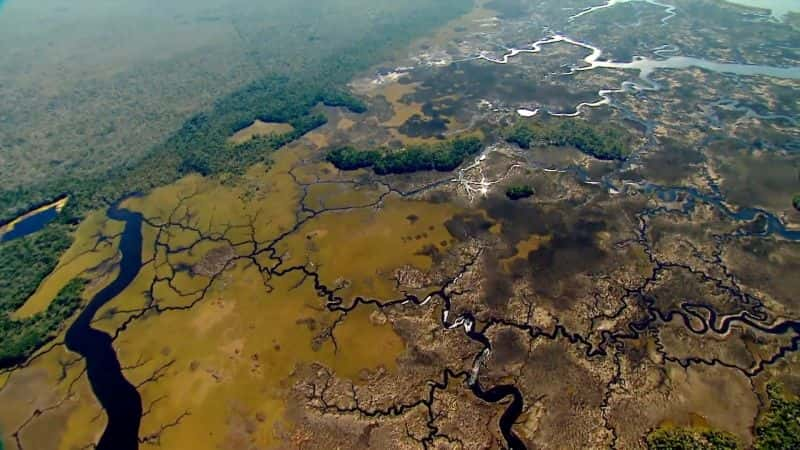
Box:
[0,0,474,224]
[326,137,483,174]
[0,0,474,368]
[1,79,367,227]
[505,119,632,160]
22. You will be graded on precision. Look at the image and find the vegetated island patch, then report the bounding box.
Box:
[326,136,482,174]
[506,184,534,200]
[505,118,633,161]
[228,120,295,145]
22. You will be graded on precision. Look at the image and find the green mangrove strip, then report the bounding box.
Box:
[326,137,483,174]
[505,119,632,160]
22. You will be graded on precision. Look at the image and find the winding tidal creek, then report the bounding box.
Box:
[65,204,144,450]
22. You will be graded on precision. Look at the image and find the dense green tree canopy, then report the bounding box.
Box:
[505,119,632,160]
[0,226,72,314]
[756,384,800,450]
[0,278,87,366]
[327,137,483,175]
[646,427,740,450]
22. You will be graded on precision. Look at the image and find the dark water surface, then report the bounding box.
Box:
[463,318,527,449]
[0,207,58,242]
[471,383,526,449]
[65,204,144,450]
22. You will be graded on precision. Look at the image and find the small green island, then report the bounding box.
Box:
[505,119,632,160]
[326,137,483,174]
[506,184,534,200]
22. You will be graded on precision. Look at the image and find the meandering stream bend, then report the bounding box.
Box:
[471,383,526,449]
[65,204,143,450]
[475,33,800,118]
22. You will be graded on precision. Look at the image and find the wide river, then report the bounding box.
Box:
[728,0,799,19]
